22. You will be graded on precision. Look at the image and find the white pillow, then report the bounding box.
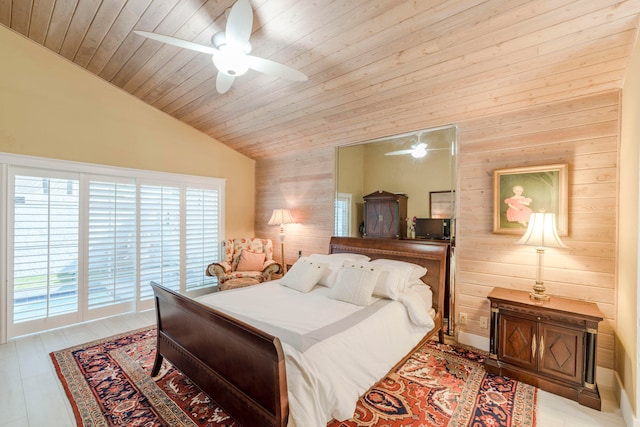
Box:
[407,282,433,309]
[309,253,371,287]
[372,264,406,300]
[280,257,327,293]
[398,287,435,328]
[309,253,371,262]
[371,259,427,290]
[328,261,382,306]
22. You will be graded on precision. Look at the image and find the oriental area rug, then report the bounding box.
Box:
[51,327,536,427]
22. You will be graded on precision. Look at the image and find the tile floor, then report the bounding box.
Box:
[0,311,628,427]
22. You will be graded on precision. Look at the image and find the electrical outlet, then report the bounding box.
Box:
[459,312,467,325]
[480,316,488,329]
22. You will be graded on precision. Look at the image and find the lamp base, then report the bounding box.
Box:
[529,292,550,303]
[530,281,550,303]
[280,241,287,274]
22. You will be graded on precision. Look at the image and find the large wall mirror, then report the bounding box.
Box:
[335,124,458,239]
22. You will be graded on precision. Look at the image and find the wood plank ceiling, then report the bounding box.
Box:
[2,0,640,160]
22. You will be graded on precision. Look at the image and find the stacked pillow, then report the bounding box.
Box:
[370,258,427,299]
[279,253,429,308]
[308,253,371,287]
[329,261,384,306]
[280,257,328,293]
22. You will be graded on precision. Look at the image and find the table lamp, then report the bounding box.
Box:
[268,208,296,273]
[516,212,567,302]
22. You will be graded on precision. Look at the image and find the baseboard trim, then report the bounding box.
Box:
[456,330,489,351]
[615,370,636,427]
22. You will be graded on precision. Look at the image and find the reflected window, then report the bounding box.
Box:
[334,193,352,236]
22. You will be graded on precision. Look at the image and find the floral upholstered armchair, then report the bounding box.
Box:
[206,238,282,284]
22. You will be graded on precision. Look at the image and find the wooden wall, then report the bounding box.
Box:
[255,147,336,265]
[255,90,619,370]
[456,90,619,370]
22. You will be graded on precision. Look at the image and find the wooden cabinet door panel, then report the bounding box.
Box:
[380,201,397,236]
[498,314,537,370]
[539,323,583,385]
[363,191,407,238]
[487,288,603,411]
[364,200,398,237]
[365,202,383,236]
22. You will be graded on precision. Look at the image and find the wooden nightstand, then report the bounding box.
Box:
[485,287,603,410]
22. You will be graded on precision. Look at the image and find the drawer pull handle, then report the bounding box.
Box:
[540,335,545,360]
[531,334,537,356]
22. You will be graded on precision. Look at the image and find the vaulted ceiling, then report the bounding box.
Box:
[2,0,640,159]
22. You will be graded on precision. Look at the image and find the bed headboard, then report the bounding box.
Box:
[329,236,449,318]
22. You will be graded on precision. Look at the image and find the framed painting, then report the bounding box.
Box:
[430,190,455,218]
[493,164,568,235]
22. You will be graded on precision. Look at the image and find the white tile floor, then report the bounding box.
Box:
[0,311,628,427]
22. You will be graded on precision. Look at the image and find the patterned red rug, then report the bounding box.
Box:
[51,327,536,427]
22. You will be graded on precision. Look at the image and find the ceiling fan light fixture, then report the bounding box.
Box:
[212,49,249,76]
[212,31,252,54]
[411,143,427,158]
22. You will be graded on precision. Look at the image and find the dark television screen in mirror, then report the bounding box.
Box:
[414,218,451,240]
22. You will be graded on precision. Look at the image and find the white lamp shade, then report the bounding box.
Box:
[516,212,567,248]
[268,208,296,226]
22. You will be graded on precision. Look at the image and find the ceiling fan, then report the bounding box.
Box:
[384,139,451,159]
[134,0,308,94]
[385,143,430,158]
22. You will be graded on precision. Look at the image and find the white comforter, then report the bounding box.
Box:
[196,280,434,427]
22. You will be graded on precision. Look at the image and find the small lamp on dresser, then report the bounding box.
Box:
[516,211,567,302]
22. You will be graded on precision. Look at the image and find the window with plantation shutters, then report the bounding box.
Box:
[2,154,225,339]
[87,178,137,310]
[334,193,352,237]
[11,172,80,324]
[185,188,219,291]
[139,184,181,300]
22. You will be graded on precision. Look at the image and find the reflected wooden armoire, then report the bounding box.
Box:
[363,190,408,239]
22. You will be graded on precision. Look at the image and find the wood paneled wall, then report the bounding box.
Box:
[255,90,620,369]
[255,147,336,266]
[456,91,619,369]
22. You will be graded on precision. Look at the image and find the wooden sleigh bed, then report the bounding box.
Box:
[149,236,449,427]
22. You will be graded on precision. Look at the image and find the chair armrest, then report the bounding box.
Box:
[219,261,233,273]
[206,261,231,278]
[261,260,282,281]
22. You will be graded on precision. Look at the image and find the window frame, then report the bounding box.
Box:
[334,192,352,237]
[0,152,225,340]
[85,174,138,319]
[8,167,83,336]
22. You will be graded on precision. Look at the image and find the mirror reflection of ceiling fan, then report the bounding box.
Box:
[384,139,450,158]
[385,143,430,158]
[133,0,308,94]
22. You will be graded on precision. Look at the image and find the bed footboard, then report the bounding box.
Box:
[150,283,289,427]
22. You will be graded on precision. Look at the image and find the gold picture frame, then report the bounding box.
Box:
[493,164,568,235]
[430,190,455,219]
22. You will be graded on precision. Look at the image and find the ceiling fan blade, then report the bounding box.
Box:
[246,55,308,81]
[216,72,236,94]
[385,149,413,156]
[134,30,219,55]
[226,0,253,49]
